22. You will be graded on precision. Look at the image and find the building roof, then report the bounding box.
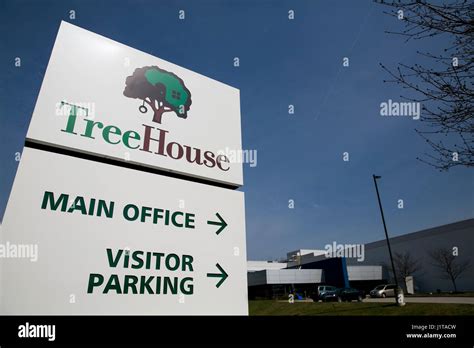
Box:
[365,218,474,250]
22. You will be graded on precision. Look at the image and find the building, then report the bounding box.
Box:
[353,218,474,292]
[247,219,474,298]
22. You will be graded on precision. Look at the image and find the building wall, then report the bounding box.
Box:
[352,219,474,292]
[247,219,474,296]
[347,266,383,281]
[248,269,323,286]
[247,269,323,300]
[247,261,287,272]
[286,249,326,261]
[294,258,349,288]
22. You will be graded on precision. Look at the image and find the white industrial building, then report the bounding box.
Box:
[351,218,474,292]
[248,219,474,298]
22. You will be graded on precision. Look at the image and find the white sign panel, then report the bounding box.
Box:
[26,21,243,187]
[0,147,248,315]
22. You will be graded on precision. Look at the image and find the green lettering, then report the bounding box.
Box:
[171,211,184,227]
[123,275,138,294]
[88,198,96,216]
[97,200,114,218]
[185,213,195,229]
[140,276,154,294]
[131,250,144,269]
[123,130,141,149]
[81,119,104,139]
[41,191,69,211]
[87,273,104,293]
[180,277,194,295]
[182,255,194,272]
[141,206,152,223]
[163,277,177,294]
[106,248,123,268]
[60,103,78,135]
[123,204,139,221]
[103,274,122,294]
[165,254,180,271]
[102,125,122,145]
[67,196,87,214]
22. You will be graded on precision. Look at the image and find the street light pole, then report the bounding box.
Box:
[372,175,403,305]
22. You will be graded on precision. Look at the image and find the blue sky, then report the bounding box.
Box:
[1,0,472,260]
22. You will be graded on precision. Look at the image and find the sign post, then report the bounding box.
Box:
[1,21,248,315]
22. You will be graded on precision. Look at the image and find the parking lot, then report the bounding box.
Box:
[364,296,474,304]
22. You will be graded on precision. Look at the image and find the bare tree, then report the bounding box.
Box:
[382,251,422,286]
[394,251,422,281]
[428,247,471,292]
[376,0,473,170]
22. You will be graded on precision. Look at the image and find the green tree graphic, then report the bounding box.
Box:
[123,66,192,123]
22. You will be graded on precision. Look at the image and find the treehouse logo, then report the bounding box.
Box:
[123,66,192,124]
[59,66,230,172]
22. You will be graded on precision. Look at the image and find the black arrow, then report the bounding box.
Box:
[207,263,228,288]
[207,213,228,235]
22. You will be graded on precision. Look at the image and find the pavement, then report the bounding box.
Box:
[276,297,474,304]
[363,297,474,304]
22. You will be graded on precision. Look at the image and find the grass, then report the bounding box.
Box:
[249,300,474,316]
[406,291,474,297]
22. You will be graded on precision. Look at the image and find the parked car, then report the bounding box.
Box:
[311,285,338,301]
[320,289,339,302]
[320,287,365,302]
[338,287,366,302]
[370,284,397,298]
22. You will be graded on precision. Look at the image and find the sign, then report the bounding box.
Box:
[0,148,248,315]
[26,21,243,187]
